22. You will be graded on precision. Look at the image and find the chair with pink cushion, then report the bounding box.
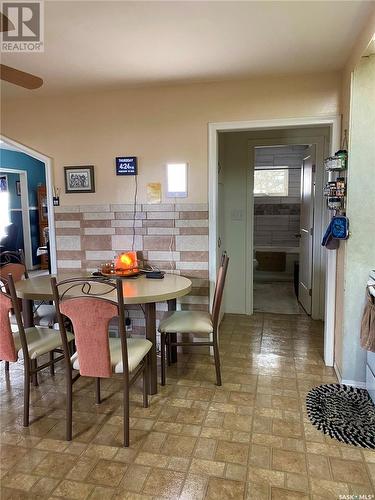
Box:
[51,276,152,447]
[0,250,58,378]
[2,274,73,427]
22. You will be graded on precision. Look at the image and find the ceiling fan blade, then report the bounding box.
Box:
[0,64,43,89]
[0,12,15,32]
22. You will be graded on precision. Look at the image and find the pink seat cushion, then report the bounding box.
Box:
[0,293,17,362]
[60,298,118,378]
[0,263,25,284]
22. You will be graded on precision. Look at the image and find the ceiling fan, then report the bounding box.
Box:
[0,11,43,89]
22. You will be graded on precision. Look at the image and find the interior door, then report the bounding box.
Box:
[298,147,315,314]
[217,163,225,320]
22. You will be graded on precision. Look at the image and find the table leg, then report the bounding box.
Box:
[167,299,177,363]
[22,299,34,328]
[144,302,157,395]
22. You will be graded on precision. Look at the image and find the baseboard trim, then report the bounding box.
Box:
[340,379,367,389]
[333,363,367,389]
[333,363,342,383]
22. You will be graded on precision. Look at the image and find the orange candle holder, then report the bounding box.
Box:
[114,251,139,276]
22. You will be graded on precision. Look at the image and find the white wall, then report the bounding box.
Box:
[220,127,330,314]
[339,55,375,385]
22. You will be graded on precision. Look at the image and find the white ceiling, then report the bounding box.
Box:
[1,1,374,97]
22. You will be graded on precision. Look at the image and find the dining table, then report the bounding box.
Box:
[15,272,192,395]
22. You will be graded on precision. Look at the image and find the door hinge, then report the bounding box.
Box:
[310,228,313,236]
[312,164,316,173]
[309,289,312,297]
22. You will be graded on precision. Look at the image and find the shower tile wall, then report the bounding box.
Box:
[254,146,307,248]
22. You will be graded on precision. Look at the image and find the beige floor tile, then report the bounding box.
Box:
[215,440,249,464]
[160,434,196,457]
[330,457,371,485]
[307,453,331,480]
[53,479,94,499]
[89,485,116,499]
[1,312,374,500]
[206,477,245,499]
[179,473,208,500]
[271,487,309,499]
[249,444,271,468]
[310,478,350,498]
[87,459,127,487]
[189,458,226,477]
[194,437,217,460]
[245,481,270,500]
[272,449,307,475]
[142,468,185,497]
[120,464,150,493]
[33,452,78,478]
[1,471,40,491]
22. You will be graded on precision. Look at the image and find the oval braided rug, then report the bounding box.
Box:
[306,384,375,449]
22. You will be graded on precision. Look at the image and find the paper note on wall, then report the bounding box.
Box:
[147,183,162,204]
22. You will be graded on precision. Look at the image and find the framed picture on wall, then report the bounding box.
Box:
[64,165,95,193]
[16,180,21,196]
[0,175,8,192]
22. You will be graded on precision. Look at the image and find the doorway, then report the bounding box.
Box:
[209,116,340,366]
[0,136,57,273]
[252,144,310,315]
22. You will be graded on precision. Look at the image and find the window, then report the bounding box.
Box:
[166,163,188,198]
[0,176,10,239]
[254,168,289,197]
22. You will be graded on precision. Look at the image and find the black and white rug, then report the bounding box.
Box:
[306,384,375,449]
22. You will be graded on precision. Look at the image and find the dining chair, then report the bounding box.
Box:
[159,254,229,386]
[0,250,57,379]
[2,273,73,427]
[0,250,57,327]
[51,276,152,447]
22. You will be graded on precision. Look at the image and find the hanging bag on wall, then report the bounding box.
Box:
[360,287,375,352]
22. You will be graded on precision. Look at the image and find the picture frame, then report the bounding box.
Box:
[64,165,95,193]
[16,180,21,196]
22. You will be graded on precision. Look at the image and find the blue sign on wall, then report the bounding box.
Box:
[116,157,137,176]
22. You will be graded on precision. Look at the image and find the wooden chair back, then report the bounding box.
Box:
[211,254,229,331]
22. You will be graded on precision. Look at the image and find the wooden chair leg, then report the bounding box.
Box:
[23,362,30,427]
[49,352,55,376]
[143,359,149,408]
[5,361,9,372]
[213,336,222,386]
[95,378,101,405]
[31,359,38,386]
[160,333,166,386]
[123,378,130,447]
[66,374,73,441]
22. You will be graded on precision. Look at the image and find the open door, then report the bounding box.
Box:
[298,146,315,314]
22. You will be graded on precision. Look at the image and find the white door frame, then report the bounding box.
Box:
[0,135,57,274]
[0,168,33,269]
[208,116,340,367]
[246,135,327,320]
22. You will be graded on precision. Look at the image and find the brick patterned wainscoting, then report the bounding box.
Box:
[54,203,209,335]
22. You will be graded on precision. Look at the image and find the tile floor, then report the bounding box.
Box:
[1,313,374,499]
[253,283,302,315]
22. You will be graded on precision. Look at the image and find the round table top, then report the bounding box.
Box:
[15,272,192,304]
